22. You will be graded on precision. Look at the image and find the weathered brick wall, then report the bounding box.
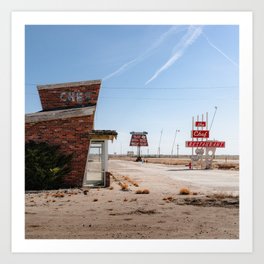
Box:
[38,81,101,111]
[25,115,94,187]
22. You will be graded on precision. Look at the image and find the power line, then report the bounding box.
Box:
[25,83,238,90]
[25,93,238,101]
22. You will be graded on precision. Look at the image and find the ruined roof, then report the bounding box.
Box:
[25,106,96,123]
[89,130,118,141]
[37,80,102,90]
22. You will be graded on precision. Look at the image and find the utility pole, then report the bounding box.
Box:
[158,129,163,158]
[171,129,180,157]
[176,144,179,158]
[209,106,218,131]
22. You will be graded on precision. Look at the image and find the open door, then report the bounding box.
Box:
[83,140,107,187]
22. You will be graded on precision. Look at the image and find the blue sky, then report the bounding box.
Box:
[25,25,239,155]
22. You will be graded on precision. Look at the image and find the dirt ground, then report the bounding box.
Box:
[25,160,239,239]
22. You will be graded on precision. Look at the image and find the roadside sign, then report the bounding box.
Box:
[195,121,206,127]
[192,130,209,138]
[130,134,148,146]
[185,141,225,148]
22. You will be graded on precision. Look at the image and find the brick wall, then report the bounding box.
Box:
[38,80,101,111]
[25,115,94,187]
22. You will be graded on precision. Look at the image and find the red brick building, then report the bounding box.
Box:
[25,80,117,188]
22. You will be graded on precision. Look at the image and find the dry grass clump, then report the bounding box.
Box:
[67,191,78,195]
[52,193,64,198]
[179,187,191,195]
[142,189,150,194]
[163,196,174,202]
[122,175,139,187]
[119,182,129,191]
[135,189,150,194]
[215,163,239,170]
[111,173,118,182]
[83,190,89,195]
[123,198,128,202]
[93,198,98,202]
[208,193,239,199]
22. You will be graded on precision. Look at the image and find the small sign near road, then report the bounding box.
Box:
[130,133,148,147]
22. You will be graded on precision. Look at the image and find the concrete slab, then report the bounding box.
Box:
[109,160,239,195]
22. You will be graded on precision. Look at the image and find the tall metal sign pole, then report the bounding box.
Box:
[171,129,180,157]
[130,131,148,162]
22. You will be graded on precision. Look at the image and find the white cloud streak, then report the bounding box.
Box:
[103,26,182,81]
[145,26,203,85]
[103,58,137,81]
[203,33,238,67]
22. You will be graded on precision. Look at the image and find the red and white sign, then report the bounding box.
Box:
[185,141,225,148]
[130,134,148,147]
[195,121,206,127]
[192,130,209,138]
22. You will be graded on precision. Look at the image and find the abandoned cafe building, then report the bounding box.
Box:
[25,80,117,187]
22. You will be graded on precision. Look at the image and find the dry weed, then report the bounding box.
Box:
[135,189,150,194]
[120,182,129,191]
[52,193,64,198]
[208,193,239,199]
[124,176,130,181]
[179,187,190,195]
[163,196,173,201]
[142,189,150,194]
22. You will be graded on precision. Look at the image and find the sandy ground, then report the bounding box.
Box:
[25,160,239,239]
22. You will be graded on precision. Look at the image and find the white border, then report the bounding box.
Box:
[12,11,253,253]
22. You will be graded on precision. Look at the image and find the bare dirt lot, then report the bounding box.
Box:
[25,159,239,239]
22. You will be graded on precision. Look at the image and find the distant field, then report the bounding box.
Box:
[109,156,239,170]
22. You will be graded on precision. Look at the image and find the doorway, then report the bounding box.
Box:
[83,140,107,187]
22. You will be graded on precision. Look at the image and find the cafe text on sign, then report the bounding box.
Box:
[185,141,225,148]
[195,121,206,127]
[192,130,209,138]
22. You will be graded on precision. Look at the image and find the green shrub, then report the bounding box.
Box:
[25,141,72,190]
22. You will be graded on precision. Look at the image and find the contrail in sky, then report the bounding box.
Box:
[103,26,182,81]
[102,58,137,81]
[145,26,203,85]
[202,33,238,67]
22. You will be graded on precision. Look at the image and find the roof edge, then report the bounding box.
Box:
[37,80,102,90]
[25,106,96,123]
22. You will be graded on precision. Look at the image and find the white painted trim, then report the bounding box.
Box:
[25,106,96,123]
[104,140,108,173]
